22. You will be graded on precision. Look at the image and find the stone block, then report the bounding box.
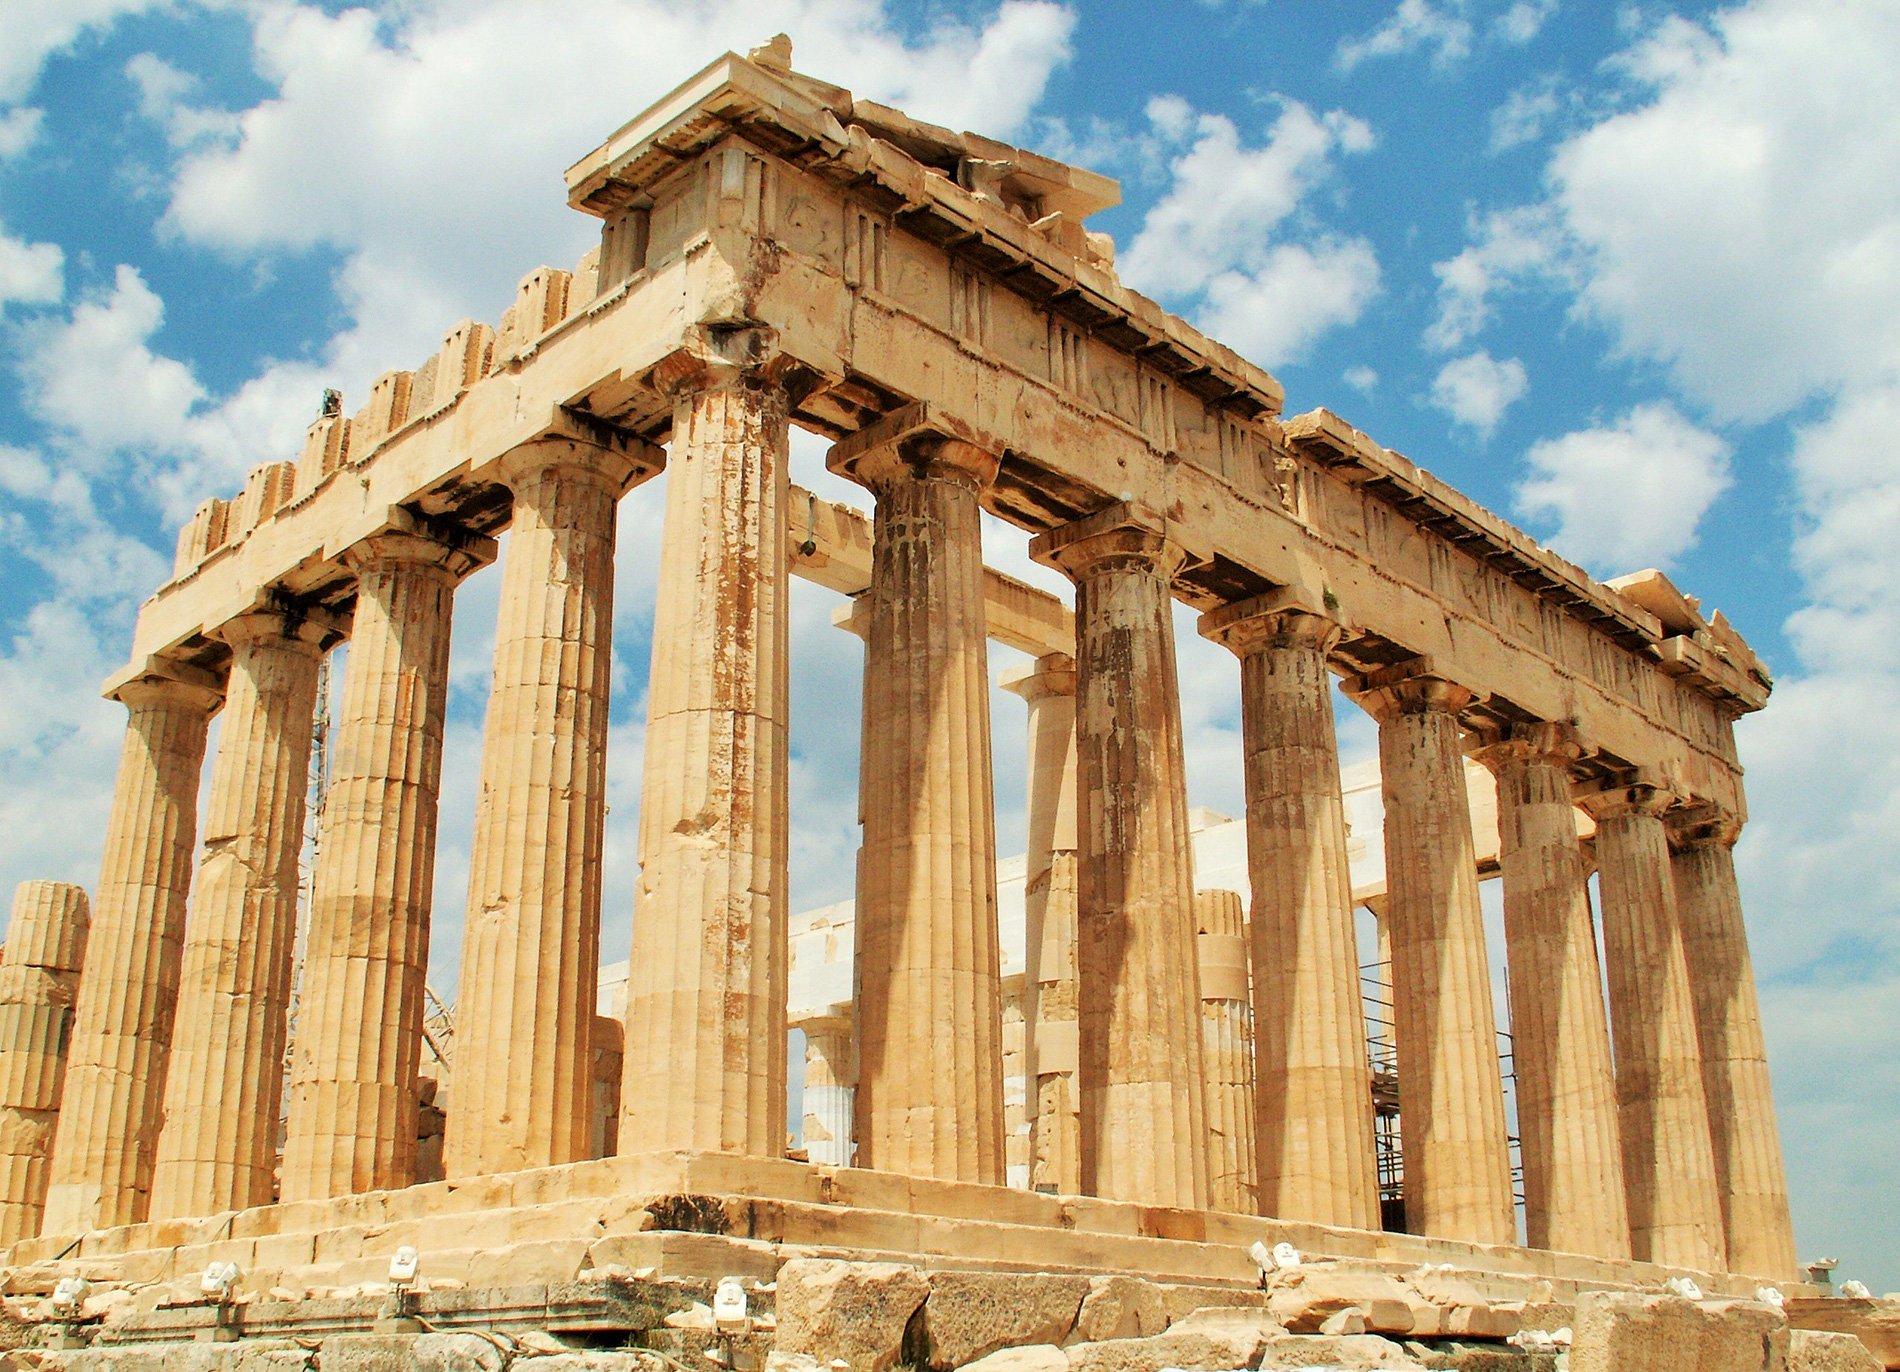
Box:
[1071,1276,1167,1342]
[774,1259,928,1372]
[1791,1330,1883,1372]
[315,1332,508,1370]
[956,1347,1068,1372]
[1790,1299,1900,1370]
[1572,1292,1789,1372]
[1255,1333,1426,1368]
[1267,1268,1422,1335]
[1063,1329,1265,1372]
[922,1272,1087,1370]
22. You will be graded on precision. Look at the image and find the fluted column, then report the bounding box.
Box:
[1002,654,1082,1196]
[1195,889,1257,1214]
[831,405,1005,1183]
[800,1015,856,1167]
[41,672,218,1234]
[621,348,791,1159]
[148,609,326,1220]
[1202,595,1379,1229]
[280,523,494,1202]
[445,434,649,1179]
[1668,806,1795,1277]
[0,882,90,1245]
[1582,778,1725,1270]
[1347,662,1514,1245]
[1475,724,1629,1259]
[1030,503,1207,1209]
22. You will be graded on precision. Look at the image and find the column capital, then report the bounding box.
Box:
[497,433,654,499]
[108,661,223,714]
[827,402,1002,493]
[1028,501,1206,582]
[1470,720,1585,776]
[1199,588,1341,657]
[212,606,335,655]
[1665,800,1744,850]
[339,511,498,584]
[1000,651,1076,703]
[645,322,819,404]
[1576,772,1682,822]
[1342,656,1476,721]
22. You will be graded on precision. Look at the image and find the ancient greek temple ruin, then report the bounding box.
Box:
[0,37,1842,1365]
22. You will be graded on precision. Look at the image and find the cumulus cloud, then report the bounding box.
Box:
[1336,0,1474,72]
[0,0,171,106]
[0,226,62,311]
[1119,97,1379,366]
[1489,75,1562,152]
[1431,350,1528,435]
[1425,204,1563,350]
[1512,403,1730,572]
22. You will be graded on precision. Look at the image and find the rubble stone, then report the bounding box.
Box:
[774,1259,928,1372]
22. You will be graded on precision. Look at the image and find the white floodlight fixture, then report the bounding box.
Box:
[714,1275,749,1334]
[388,1246,421,1292]
[1842,1280,1873,1300]
[49,1277,89,1319]
[200,1260,240,1303]
[1664,1276,1703,1302]
[1757,1286,1787,1309]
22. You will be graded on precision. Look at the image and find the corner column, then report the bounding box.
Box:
[445,432,650,1179]
[1347,661,1514,1245]
[1195,889,1258,1214]
[1202,595,1380,1229]
[148,608,327,1219]
[799,1014,856,1167]
[1475,724,1630,1259]
[830,404,1005,1183]
[41,671,219,1234]
[1030,503,1207,1209]
[1581,778,1725,1270]
[1669,806,1795,1277]
[621,339,793,1159]
[1001,654,1082,1196]
[280,521,494,1201]
[0,882,90,1245]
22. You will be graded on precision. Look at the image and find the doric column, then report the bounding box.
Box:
[1030,503,1207,1209]
[1474,723,1629,1259]
[1195,889,1257,1215]
[1669,806,1795,1277]
[280,521,494,1202]
[0,882,89,1245]
[445,431,650,1179]
[800,1014,856,1167]
[621,340,792,1159]
[1346,661,1514,1246]
[148,608,327,1219]
[1581,778,1725,1270]
[1001,654,1082,1196]
[830,404,1005,1183]
[41,671,218,1234]
[1201,595,1379,1229]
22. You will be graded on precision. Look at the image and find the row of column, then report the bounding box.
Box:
[17,369,1794,1282]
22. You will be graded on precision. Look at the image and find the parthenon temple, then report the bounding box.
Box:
[0,39,1860,1370]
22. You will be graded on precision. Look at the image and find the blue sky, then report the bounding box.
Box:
[0,0,1895,1287]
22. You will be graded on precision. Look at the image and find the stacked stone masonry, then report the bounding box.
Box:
[2,44,1807,1362]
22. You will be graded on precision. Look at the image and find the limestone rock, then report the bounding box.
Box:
[1571,1292,1789,1372]
[1790,1330,1882,1372]
[1256,1332,1427,1368]
[1072,1276,1168,1343]
[775,1259,928,1372]
[1268,1269,1422,1335]
[955,1347,1068,1372]
[1789,1299,1900,1369]
[1064,1328,1264,1372]
[316,1332,509,1370]
[923,1272,1087,1369]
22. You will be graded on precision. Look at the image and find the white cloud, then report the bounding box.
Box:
[1493,0,1557,45]
[1344,364,1378,393]
[1430,350,1528,435]
[15,265,203,464]
[1512,403,1730,572]
[0,106,43,160]
[1489,76,1562,152]
[1119,98,1378,367]
[1425,204,1562,350]
[0,226,63,310]
[0,0,171,105]
[1336,0,1473,72]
